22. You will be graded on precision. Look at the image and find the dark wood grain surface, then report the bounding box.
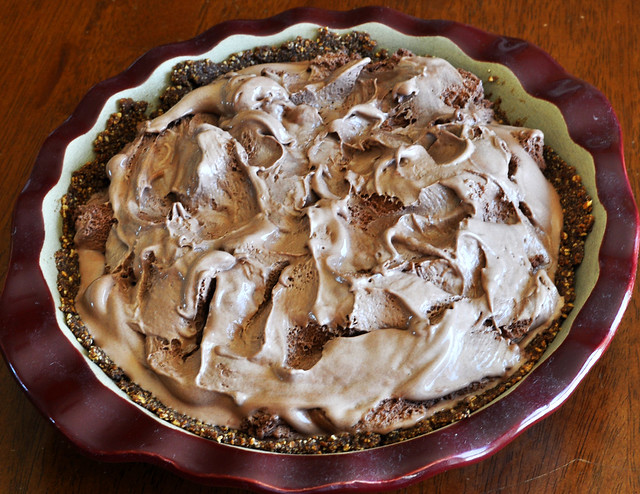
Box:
[1,1,638,492]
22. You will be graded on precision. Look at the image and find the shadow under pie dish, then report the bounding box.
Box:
[0,7,637,492]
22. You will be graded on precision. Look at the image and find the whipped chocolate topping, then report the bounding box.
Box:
[75,53,563,435]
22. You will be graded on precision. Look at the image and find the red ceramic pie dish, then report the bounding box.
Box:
[0,7,637,492]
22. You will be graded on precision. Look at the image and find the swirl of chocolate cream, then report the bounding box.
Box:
[75,53,563,435]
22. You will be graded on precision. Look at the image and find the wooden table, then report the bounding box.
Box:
[1,1,638,492]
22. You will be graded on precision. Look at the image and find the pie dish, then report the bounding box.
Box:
[0,7,636,491]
